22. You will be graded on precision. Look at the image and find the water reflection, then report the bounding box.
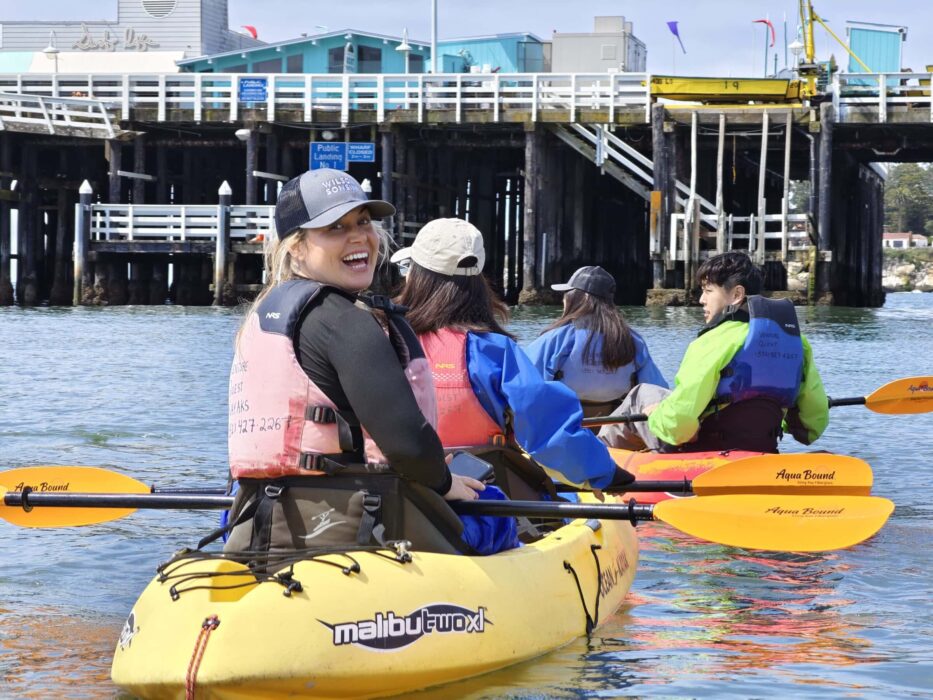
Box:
[0,608,119,699]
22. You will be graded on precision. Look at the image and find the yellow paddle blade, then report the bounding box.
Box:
[0,466,149,528]
[692,454,873,496]
[865,376,933,414]
[653,494,894,552]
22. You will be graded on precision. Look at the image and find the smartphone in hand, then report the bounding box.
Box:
[448,451,495,483]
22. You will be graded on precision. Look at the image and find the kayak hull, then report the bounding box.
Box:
[610,448,765,503]
[111,494,638,699]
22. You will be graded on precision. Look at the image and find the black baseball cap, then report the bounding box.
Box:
[551,266,616,301]
[274,168,395,239]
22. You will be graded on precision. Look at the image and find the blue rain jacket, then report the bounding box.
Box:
[459,485,521,555]
[465,331,619,489]
[526,325,668,402]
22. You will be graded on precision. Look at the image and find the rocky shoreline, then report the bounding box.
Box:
[882,253,933,292]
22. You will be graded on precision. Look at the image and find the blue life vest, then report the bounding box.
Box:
[714,296,804,408]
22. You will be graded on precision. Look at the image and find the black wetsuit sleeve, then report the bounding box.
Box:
[296,290,452,495]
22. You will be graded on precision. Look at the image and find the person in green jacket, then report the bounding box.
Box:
[599,252,828,453]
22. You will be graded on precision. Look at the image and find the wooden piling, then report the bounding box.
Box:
[755,111,769,264]
[816,102,834,296]
[246,131,259,206]
[521,125,539,296]
[132,134,147,203]
[107,140,124,204]
[74,181,92,306]
[215,181,232,306]
[48,183,73,306]
[715,113,726,254]
[18,143,40,306]
[651,104,672,288]
[380,128,395,229]
[0,133,13,305]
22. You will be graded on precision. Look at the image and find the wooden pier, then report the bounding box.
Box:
[0,69,926,307]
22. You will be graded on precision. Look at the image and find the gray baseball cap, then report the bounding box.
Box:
[551,266,616,301]
[274,169,395,239]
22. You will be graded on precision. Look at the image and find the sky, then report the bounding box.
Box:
[2,0,925,77]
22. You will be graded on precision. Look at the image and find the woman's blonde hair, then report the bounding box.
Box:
[235,212,392,344]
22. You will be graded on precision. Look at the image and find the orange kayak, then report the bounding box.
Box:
[610,448,765,503]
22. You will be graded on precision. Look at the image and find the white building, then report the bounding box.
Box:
[0,0,262,73]
[883,232,929,248]
[549,16,646,73]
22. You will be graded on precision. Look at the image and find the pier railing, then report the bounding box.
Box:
[0,92,115,137]
[86,203,274,242]
[0,72,653,126]
[833,72,933,123]
[668,211,810,263]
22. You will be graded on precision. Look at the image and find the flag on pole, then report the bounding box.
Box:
[753,18,776,47]
[667,21,687,54]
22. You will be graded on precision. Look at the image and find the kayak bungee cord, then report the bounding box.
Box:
[156,542,416,600]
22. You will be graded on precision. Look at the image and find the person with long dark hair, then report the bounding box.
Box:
[526,266,667,418]
[393,219,634,491]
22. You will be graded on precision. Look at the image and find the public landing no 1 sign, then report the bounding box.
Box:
[310,142,376,171]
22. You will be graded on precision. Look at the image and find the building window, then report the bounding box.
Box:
[409,54,425,74]
[328,47,344,73]
[286,54,304,73]
[253,57,282,73]
[142,0,177,18]
[518,42,545,72]
[358,46,381,73]
[227,64,247,73]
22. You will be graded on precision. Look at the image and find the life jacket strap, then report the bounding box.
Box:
[357,492,382,545]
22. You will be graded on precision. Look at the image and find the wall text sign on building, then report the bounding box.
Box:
[72,24,159,52]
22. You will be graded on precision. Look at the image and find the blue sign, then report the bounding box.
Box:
[310,142,348,171]
[347,142,376,162]
[238,77,267,102]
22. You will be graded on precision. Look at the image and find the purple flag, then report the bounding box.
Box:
[667,21,687,54]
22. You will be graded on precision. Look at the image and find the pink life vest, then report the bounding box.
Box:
[418,328,504,449]
[229,280,438,479]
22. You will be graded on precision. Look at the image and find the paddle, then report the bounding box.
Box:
[568,452,873,496]
[0,452,873,526]
[582,376,933,428]
[0,483,892,553]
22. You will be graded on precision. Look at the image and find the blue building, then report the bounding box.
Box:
[177,29,432,74]
[177,29,547,74]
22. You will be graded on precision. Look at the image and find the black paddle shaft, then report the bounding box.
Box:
[4,491,234,511]
[5,490,656,524]
[453,498,655,522]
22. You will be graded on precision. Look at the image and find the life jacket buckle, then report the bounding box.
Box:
[307,405,336,424]
[264,484,285,499]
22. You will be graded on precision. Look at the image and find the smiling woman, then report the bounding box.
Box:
[222,168,486,556]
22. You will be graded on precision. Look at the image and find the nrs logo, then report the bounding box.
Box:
[265,312,281,319]
[320,604,490,651]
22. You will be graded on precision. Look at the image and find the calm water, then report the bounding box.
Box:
[0,294,931,698]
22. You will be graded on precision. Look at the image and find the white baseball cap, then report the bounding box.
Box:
[390,218,485,277]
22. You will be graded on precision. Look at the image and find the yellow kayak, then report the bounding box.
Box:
[111,493,638,699]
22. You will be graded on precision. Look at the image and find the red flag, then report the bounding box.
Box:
[241,25,258,40]
[753,19,775,47]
